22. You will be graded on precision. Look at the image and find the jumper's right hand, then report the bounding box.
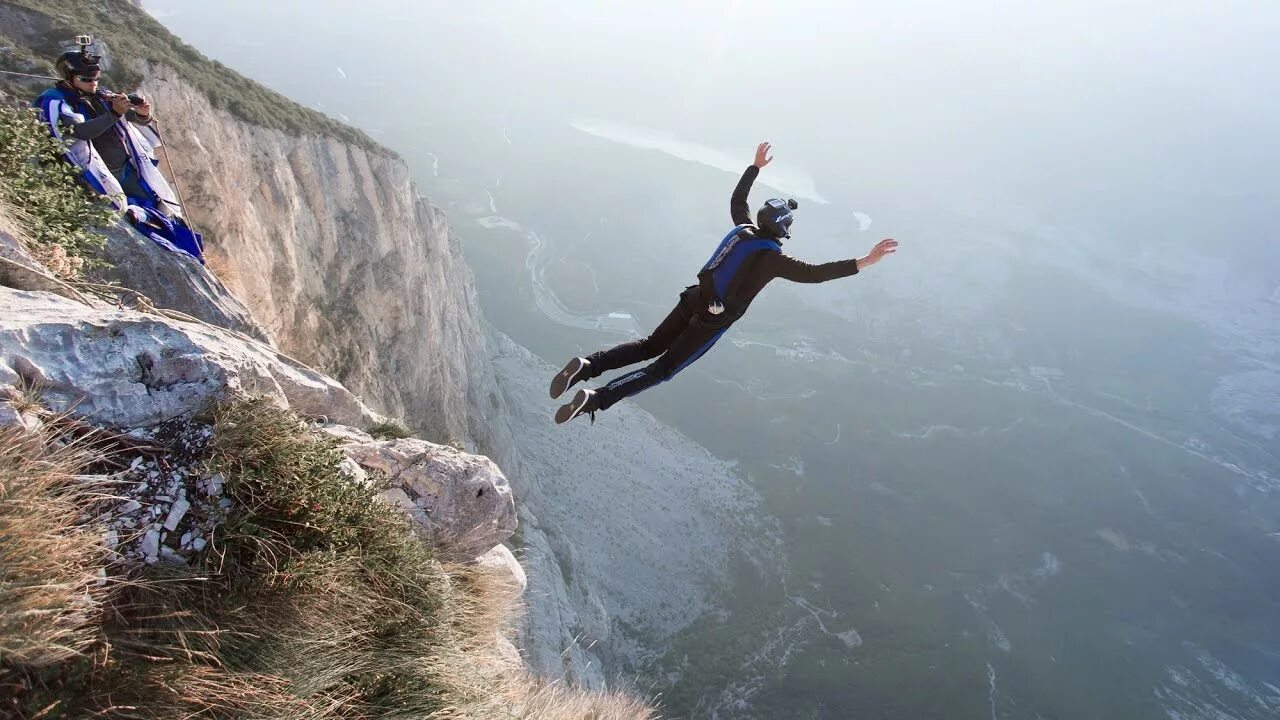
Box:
[753,141,773,168]
[131,94,153,119]
[108,93,132,116]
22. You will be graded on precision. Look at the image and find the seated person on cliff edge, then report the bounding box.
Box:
[33,35,203,262]
[550,141,898,424]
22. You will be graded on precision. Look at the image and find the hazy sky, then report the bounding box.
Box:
[148,0,1278,272]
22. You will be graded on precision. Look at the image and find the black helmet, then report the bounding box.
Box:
[756,198,799,239]
[55,50,101,83]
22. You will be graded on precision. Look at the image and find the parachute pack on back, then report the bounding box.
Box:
[697,224,781,318]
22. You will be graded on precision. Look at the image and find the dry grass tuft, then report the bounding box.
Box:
[0,428,105,668]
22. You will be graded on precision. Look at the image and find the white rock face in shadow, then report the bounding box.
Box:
[488,332,769,682]
[90,221,268,342]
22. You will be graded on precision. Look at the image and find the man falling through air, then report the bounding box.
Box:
[552,142,898,424]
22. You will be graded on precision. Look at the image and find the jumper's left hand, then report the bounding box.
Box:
[860,238,898,268]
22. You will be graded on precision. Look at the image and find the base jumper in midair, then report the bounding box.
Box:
[552,142,898,424]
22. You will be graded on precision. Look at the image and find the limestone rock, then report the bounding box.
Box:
[0,287,381,430]
[162,498,190,531]
[316,423,375,445]
[342,437,516,558]
[338,456,369,485]
[475,543,527,593]
[380,487,428,528]
[0,226,43,274]
[0,400,42,434]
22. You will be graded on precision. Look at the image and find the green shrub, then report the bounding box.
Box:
[0,105,115,271]
[204,398,432,581]
[368,418,413,440]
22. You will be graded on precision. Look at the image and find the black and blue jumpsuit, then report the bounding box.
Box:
[587,165,863,410]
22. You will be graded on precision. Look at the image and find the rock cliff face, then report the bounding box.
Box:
[135,65,495,451]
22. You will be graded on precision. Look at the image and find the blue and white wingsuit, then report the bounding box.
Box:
[34,85,204,261]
